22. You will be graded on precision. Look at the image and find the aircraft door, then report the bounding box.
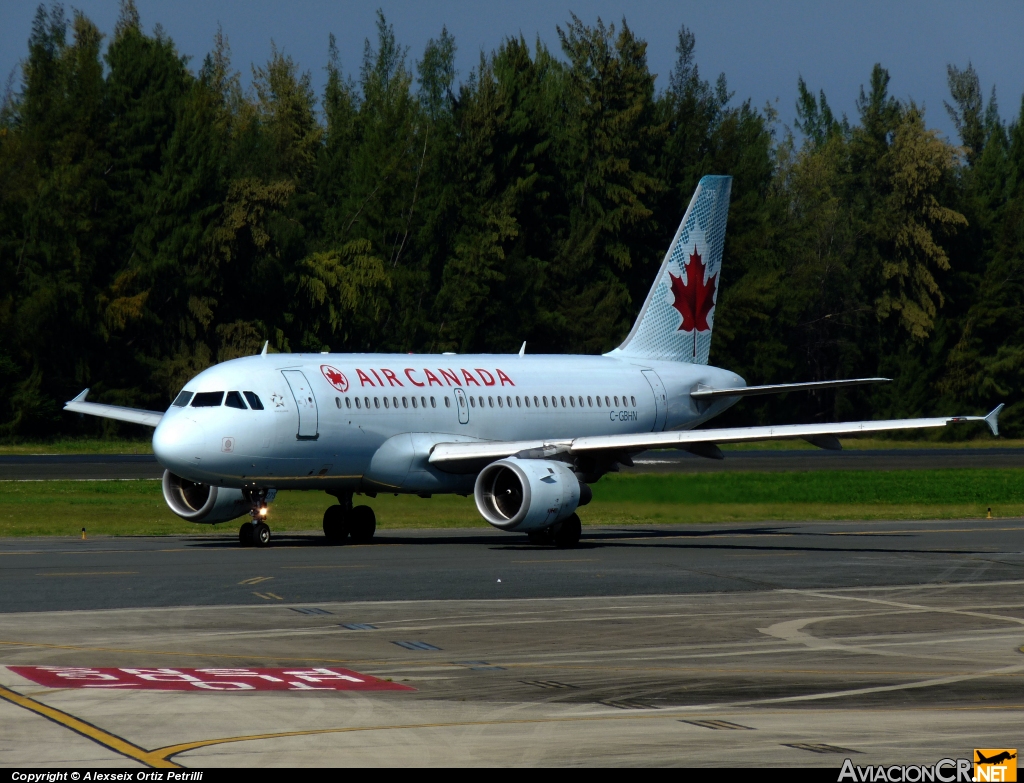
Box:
[454,388,469,424]
[281,370,319,439]
[642,370,667,432]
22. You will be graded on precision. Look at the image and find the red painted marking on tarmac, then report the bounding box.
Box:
[8,666,414,692]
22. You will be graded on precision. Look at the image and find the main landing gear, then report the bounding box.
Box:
[323,492,376,545]
[239,487,273,548]
[527,513,582,548]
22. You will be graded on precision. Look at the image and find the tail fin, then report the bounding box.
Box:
[607,175,732,364]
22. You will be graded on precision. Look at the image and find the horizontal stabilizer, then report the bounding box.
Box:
[64,389,164,428]
[691,378,890,400]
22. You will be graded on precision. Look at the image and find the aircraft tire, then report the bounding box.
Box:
[238,523,253,547]
[349,505,376,544]
[554,514,582,548]
[527,529,551,545]
[253,522,271,547]
[322,505,349,544]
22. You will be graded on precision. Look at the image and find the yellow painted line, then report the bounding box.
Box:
[280,565,368,570]
[0,683,179,769]
[512,559,599,564]
[264,592,283,600]
[35,571,137,576]
[238,576,273,585]
[829,526,1022,536]
[253,592,283,600]
[727,552,803,558]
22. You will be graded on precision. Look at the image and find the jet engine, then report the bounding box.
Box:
[161,470,250,524]
[474,457,591,532]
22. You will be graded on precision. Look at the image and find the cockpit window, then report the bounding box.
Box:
[243,391,264,410]
[224,391,247,409]
[191,391,225,407]
[172,391,193,407]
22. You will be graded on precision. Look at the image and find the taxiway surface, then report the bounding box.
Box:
[1,519,1023,767]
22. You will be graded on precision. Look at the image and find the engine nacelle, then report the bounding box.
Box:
[474,458,590,532]
[162,470,250,524]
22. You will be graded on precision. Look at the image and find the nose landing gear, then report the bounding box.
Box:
[323,492,376,545]
[240,487,274,547]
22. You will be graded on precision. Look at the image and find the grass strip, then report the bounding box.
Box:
[0,468,1019,537]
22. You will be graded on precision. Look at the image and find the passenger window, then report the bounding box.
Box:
[355,397,361,409]
[507,396,512,407]
[516,396,521,407]
[411,397,417,408]
[596,396,602,408]
[431,397,436,408]
[488,396,494,407]
[393,397,399,408]
[403,397,408,408]
[384,397,390,409]
[191,392,224,407]
[560,396,566,407]
[470,397,476,408]
[374,397,380,408]
[497,396,503,408]
[364,397,370,408]
[570,396,575,407]
[444,396,450,408]
[543,396,548,407]
[605,396,611,407]
[614,396,619,406]
[631,395,636,406]
[587,396,593,407]
[346,397,351,409]
[335,397,341,409]
[533,396,539,407]
[172,391,193,407]
[525,397,530,408]
[578,396,584,407]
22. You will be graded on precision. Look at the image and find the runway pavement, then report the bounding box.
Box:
[1,519,1023,766]
[4,446,1024,480]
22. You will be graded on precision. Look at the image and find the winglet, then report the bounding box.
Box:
[260,341,268,357]
[985,403,1004,437]
[69,388,89,404]
[518,342,526,357]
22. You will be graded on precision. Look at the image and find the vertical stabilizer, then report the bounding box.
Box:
[606,175,732,364]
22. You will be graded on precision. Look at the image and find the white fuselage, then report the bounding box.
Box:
[152,353,744,493]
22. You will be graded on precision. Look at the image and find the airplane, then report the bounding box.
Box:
[976,751,1017,765]
[64,175,1004,548]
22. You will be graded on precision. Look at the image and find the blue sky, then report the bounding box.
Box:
[2,1,1022,140]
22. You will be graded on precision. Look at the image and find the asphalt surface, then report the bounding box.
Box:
[2,519,1022,612]
[1,519,1023,766]
[4,447,1024,480]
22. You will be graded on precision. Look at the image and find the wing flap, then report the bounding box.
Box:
[64,389,164,428]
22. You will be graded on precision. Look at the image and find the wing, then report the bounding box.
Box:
[428,406,1004,471]
[63,389,164,428]
[691,377,889,400]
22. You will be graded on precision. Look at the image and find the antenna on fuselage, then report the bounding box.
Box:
[260,341,268,357]
[518,342,526,357]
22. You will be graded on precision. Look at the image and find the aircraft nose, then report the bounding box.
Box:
[153,415,205,470]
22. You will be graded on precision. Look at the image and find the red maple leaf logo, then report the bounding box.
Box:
[668,245,718,356]
[320,365,349,392]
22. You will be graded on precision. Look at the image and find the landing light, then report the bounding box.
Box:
[259,507,268,516]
